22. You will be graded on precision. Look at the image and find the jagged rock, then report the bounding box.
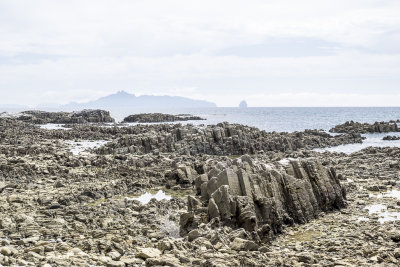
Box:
[181,155,346,242]
[96,123,363,156]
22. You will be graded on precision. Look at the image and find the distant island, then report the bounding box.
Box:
[239,100,248,108]
[62,91,216,109]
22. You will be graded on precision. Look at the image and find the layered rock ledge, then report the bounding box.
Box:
[330,120,399,134]
[122,113,205,123]
[12,109,115,124]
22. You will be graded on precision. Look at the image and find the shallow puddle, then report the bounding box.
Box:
[363,204,400,223]
[66,140,109,155]
[369,189,400,200]
[40,124,69,130]
[125,190,172,205]
[365,204,387,214]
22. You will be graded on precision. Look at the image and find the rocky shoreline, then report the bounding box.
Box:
[0,110,115,124]
[0,111,400,266]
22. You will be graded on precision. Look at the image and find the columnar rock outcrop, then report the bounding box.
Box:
[180,155,346,243]
[14,109,115,124]
[97,123,363,156]
[330,120,399,134]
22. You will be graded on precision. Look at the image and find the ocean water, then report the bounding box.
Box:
[314,132,400,154]
[3,107,400,132]
[108,107,400,132]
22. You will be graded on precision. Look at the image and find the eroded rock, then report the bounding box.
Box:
[180,156,346,243]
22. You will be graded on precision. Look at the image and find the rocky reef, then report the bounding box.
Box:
[383,135,400,141]
[0,114,400,266]
[97,123,363,156]
[123,113,205,123]
[11,109,115,124]
[330,120,399,134]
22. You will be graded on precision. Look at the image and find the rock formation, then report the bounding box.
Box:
[179,155,346,243]
[383,135,400,141]
[0,114,400,266]
[239,100,248,108]
[97,123,363,156]
[14,109,115,124]
[330,120,399,134]
[122,113,205,123]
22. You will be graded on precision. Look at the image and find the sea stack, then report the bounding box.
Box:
[239,100,248,108]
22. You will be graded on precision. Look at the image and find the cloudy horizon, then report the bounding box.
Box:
[1,0,400,107]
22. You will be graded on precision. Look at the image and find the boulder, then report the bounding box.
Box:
[230,237,259,251]
[136,247,162,259]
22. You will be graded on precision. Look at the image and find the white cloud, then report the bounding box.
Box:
[245,93,400,107]
[0,0,400,106]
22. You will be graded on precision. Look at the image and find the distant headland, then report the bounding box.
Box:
[63,91,217,109]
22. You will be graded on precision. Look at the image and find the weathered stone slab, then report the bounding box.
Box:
[217,169,242,196]
[237,170,252,197]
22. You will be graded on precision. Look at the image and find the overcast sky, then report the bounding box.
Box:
[0,0,400,107]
